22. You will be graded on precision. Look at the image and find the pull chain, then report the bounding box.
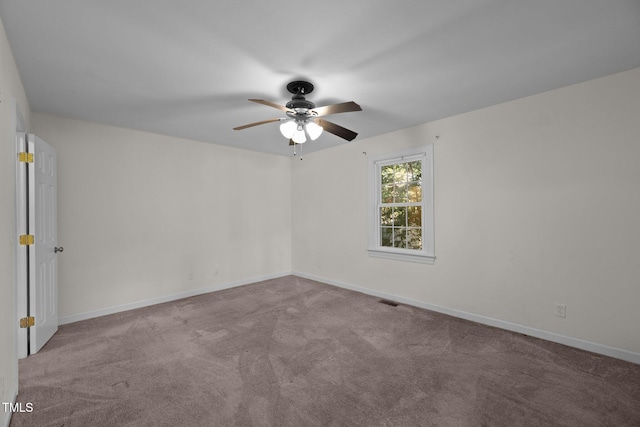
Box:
[292,143,303,160]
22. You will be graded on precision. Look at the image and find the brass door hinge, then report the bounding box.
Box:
[19,316,35,328]
[19,235,35,246]
[18,152,34,163]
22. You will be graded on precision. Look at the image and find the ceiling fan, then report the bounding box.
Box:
[233,81,362,145]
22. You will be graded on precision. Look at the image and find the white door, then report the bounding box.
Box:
[27,134,59,353]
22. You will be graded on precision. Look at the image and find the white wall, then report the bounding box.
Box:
[32,114,292,320]
[0,15,31,427]
[292,68,640,358]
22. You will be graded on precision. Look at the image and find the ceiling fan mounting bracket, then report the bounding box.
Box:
[286,80,314,95]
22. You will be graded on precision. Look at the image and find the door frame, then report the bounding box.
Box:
[14,98,29,359]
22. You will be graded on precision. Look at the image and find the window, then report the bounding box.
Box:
[368,146,434,264]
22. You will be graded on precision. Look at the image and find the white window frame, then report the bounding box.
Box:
[368,145,435,264]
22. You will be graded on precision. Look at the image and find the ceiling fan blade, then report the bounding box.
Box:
[249,99,290,113]
[233,118,280,130]
[313,101,362,117]
[315,119,358,141]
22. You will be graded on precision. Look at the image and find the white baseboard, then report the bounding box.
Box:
[58,272,292,325]
[2,386,17,427]
[57,270,640,365]
[293,271,640,365]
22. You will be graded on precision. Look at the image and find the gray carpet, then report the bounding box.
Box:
[10,275,640,426]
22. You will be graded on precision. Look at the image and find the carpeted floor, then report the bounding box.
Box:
[10,275,640,426]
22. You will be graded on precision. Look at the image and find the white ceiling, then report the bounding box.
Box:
[2,1,639,156]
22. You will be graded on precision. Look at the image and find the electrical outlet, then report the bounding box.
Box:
[554,304,567,318]
[187,272,193,281]
[214,269,219,277]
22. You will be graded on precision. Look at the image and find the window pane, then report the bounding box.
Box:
[394,183,408,203]
[381,227,393,247]
[408,183,422,202]
[408,161,422,182]
[406,227,422,250]
[380,207,393,225]
[381,165,394,184]
[394,163,408,183]
[393,227,407,248]
[392,207,406,226]
[381,184,394,203]
[408,206,421,227]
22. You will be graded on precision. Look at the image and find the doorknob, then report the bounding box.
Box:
[54,247,64,253]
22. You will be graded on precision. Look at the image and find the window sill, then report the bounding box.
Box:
[368,249,435,264]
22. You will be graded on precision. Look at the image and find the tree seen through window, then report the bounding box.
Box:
[379,161,422,250]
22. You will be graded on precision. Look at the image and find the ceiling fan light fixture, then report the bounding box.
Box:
[292,127,307,144]
[279,120,297,138]
[305,121,323,140]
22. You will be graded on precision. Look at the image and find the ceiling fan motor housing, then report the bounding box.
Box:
[286,98,315,111]
[286,80,316,112]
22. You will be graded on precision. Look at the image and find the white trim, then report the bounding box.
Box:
[1,386,18,427]
[49,269,640,364]
[367,249,435,264]
[58,272,291,325]
[13,99,28,362]
[368,145,435,263]
[292,271,640,365]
